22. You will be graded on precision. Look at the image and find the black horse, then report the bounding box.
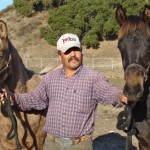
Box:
[116,5,150,150]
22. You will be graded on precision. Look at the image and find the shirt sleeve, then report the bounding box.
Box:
[93,72,123,107]
[14,75,49,111]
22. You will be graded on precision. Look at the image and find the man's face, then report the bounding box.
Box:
[59,47,83,70]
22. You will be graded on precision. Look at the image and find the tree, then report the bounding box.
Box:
[14,0,150,48]
[13,0,65,16]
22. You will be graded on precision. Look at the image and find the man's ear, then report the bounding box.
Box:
[58,55,62,62]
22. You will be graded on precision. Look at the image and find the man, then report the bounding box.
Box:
[0,33,127,150]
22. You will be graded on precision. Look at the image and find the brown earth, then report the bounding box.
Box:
[0,6,139,150]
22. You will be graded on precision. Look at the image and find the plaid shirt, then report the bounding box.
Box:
[14,65,123,138]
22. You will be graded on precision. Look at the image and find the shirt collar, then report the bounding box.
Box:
[60,64,83,76]
[76,64,83,74]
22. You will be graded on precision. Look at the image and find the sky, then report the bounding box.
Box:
[0,0,13,11]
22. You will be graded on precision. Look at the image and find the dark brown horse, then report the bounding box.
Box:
[116,5,150,150]
[0,20,47,150]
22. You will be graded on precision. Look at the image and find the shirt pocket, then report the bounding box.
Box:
[70,89,93,113]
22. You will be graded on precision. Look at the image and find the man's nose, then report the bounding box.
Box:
[70,51,75,56]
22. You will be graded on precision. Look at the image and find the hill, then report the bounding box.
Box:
[0,6,121,59]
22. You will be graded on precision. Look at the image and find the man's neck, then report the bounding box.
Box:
[64,69,77,79]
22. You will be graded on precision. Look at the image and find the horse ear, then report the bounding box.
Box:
[143,5,150,25]
[115,5,127,26]
[0,20,8,38]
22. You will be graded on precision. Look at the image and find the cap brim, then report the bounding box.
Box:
[60,43,81,53]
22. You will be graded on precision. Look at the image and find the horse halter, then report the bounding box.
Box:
[0,54,12,75]
[124,63,148,81]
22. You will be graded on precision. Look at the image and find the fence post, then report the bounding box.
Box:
[112,59,114,70]
[92,58,94,69]
[41,58,42,69]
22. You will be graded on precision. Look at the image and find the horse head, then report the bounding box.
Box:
[0,20,12,82]
[116,5,150,103]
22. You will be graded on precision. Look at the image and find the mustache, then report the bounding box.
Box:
[68,56,80,62]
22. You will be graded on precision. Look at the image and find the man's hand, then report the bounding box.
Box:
[0,89,14,105]
[0,89,6,103]
[119,94,128,104]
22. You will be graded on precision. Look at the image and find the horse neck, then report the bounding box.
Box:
[142,69,150,117]
[8,40,34,93]
[145,69,150,88]
[143,83,150,119]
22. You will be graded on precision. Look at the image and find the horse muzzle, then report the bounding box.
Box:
[123,84,143,102]
[124,63,147,103]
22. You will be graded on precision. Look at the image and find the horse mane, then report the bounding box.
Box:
[7,39,35,92]
[118,15,150,40]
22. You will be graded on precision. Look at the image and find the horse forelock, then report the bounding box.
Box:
[118,15,150,40]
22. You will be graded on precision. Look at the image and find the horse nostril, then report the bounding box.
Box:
[135,84,143,98]
[123,84,143,101]
[137,90,143,98]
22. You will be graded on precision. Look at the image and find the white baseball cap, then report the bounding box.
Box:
[57,33,81,53]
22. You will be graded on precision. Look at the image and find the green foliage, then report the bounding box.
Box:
[13,0,66,16]
[14,0,33,16]
[122,0,147,15]
[41,0,104,48]
[14,0,150,48]
[41,0,150,48]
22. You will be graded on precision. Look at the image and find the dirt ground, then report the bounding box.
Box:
[44,105,139,150]
[92,105,138,150]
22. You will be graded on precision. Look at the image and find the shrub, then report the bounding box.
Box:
[14,0,150,48]
[13,0,66,16]
[14,0,33,16]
